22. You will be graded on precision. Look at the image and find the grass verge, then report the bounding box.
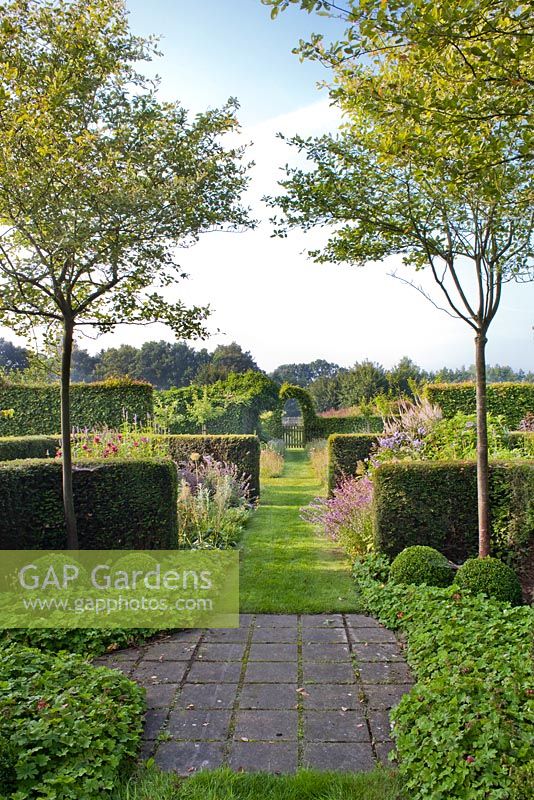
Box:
[114,765,403,800]
[239,450,361,613]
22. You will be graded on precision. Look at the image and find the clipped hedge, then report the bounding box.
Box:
[0,378,153,436]
[424,382,534,429]
[0,459,177,549]
[0,645,144,800]
[160,434,261,499]
[156,372,280,436]
[0,435,58,460]
[373,460,534,564]
[327,433,378,494]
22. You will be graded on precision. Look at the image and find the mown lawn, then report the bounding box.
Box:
[239,449,361,613]
[114,765,403,800]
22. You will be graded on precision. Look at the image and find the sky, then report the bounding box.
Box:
[2,0,533,373]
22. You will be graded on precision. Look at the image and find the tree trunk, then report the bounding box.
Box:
[61,317,78,549]
[475,331,490,557]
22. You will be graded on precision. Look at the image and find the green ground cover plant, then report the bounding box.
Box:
[0,645,145,800]
[353,556,534,800]
[239,449,360,613]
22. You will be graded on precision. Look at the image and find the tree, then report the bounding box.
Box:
[137,341,210,389]
[96,344,141,381]
[264,0,533,173]
[271,359,340,386]
[0,0,251,548]
[265,0,533,557]
[0,337,28,372]
[308,373,341,411]
[337,360,388,406]
[70,344,98,383]
[195,342,260,384]
[387,357,425,398]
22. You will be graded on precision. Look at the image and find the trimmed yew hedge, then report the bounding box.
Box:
[373,460,534,564]
[160,434,261,498]
[0,379,153,436]
[327,433,378,494]
[424,382,534,429]
[0,459,177,549]
[0,435,58,460]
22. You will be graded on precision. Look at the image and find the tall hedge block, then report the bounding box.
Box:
[316,416,383,438]
[327,434,378,495]
[373,460,534,564]
[0,380,153,436]
[0,436,58,460]
[0,459,177,549]
[424,382,534,429]
[160,434,261,499]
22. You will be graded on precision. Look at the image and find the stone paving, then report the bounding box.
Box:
[96,613,413,776]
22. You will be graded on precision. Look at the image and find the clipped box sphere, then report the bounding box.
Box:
[454,556,522,605]
[390,545,454,587]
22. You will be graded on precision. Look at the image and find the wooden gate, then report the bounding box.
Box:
[283,425,305,448]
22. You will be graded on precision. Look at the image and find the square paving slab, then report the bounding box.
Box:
[95,612,413,774]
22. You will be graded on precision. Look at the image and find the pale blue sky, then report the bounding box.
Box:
[125,0,344,125]
[2,2,533,372]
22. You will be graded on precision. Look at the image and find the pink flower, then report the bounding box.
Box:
[133,441,139,447]
[82,444,89,451]
[466,756,475,764]
[94,436,101,444]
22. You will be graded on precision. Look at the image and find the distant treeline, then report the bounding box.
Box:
[0,338,532,410]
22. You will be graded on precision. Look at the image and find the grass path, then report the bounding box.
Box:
[239,450,360,613]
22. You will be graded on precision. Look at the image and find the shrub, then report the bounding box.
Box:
[454,557,523,605]
[424,382,534,429]
[423,412,508,460]
[373,460,534,565]
[0,378,153,436]
[302,475,374,558]
[0,645,144,799]
[0,458,178,549]
[160,434,261,499]
[353,557,534,800]
[390,545,454,587]
[327,433,378,494]
[508,430,534,457]
[306,438,328,485]
[260,444,285,478]
[0,435,58,460]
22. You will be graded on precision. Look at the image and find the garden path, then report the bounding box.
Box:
[97,613,413,776]
[239,449,359,613]
[97,450,414,775]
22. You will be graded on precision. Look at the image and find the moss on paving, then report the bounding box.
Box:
[239,450,361,614]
